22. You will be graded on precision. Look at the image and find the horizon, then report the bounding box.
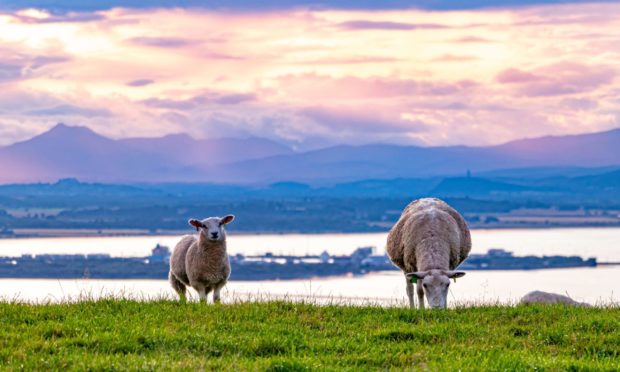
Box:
[1,1,620,150]
[4,121,620,151]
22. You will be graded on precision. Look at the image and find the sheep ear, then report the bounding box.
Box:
[220,215,235,225]
[445,271,466,279]
[406,271,428,280]
[189,219,203,231]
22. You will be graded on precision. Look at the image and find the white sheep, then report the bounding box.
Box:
[386,198,471,309]
[520,290,591,307]
[169,215,235,302]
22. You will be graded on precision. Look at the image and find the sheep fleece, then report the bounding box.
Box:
[170,235,230,287]
[386,198,471,272]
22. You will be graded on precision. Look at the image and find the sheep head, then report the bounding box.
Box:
[189,215,235,242]
[406,269,465,309]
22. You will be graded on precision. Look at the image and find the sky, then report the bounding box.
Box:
[0,1,619,149]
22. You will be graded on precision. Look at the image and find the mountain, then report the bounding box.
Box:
[119,134,293,167]
[0,124,177,183]
[0,124,618,184]
[211,128,620,184]
[0,124,293,183]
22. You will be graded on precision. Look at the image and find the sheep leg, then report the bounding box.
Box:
[195,285,208,302]
[169,272,187,302]
[416,283,425,309]
[213,282,225,304]
[405,276,415,308]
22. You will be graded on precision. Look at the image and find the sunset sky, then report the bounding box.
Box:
[1,0,619,149]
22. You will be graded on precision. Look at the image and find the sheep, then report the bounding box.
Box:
[169,215,235,303]
[386,198,471,309]
[520,290,591,307]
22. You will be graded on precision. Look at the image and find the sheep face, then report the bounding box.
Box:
[407,269,465,309]
[189,215,235,242]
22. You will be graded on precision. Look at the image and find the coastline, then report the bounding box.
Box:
[2,223,620,239]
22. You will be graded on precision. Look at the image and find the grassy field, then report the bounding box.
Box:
[0,300,618,371]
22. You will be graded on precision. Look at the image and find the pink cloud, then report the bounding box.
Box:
[299,106,428,134]
[432,54,478,62]
[497,63,616,96]
[496,68,540,83]
[274,74,478,101]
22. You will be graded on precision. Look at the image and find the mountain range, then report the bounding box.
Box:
[0,123,619,184]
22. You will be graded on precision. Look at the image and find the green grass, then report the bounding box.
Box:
[0,300,619,371]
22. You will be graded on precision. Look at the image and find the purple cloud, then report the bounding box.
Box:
[299,106,427,134]
[126,79,155,87]
[26,104,111,117]
[338,20,448,31]
[498,63,616,96]
[496,68,540,83]
[14,12,105,24]
[142,91,255,109]
[215,93,256,105]
[0,53,69,82]
[0,62,22,81]
[128,37,197,48]
[561,97,598,110]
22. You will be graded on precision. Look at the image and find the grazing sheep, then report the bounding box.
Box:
[386,198,471,309]
[169,215,235,302]
[520,290,591,307]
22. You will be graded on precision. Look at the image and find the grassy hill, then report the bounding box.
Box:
[0,300,618,370]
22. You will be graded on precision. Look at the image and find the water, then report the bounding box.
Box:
[1,267,617,305]
[0,228,619,305]
[1,227,619,260]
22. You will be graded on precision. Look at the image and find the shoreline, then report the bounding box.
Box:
[2,224,620,239]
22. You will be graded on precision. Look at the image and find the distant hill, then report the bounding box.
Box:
[0,124,293,183]
[212,128,620,184]
[0,124,618,184]
[119,133,293,167]
[431,177,533,196]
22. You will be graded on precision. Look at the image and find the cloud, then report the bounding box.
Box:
[274,74,478,101]
[560,97,598,110]
[0,62,23,82]
[299,106,428,134]
[338,20,447,31]
[0,48,70,83]
[12,9,105,23]
[126,79,155,87]
[26,104,112,117]
[452,36,493,43]
[142,91,256,109]
[432,54,478,62]
[497,63,616,96]
[496,68,540,83]
[297,56,400,64]
[1,3,620,149]
[128,36,197,48]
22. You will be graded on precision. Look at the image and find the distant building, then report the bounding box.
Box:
[487,249,513,257]
[150,244,171,262]
[319,251,330,263]
[351,247,374,264]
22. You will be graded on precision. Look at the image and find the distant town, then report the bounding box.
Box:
[0,245,599,281]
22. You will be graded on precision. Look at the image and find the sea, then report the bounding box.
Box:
[0,227,618,306]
